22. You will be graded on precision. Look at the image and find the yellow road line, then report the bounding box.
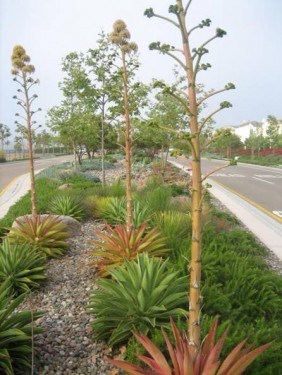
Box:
[212,179,282,223]
[0,175,21,197]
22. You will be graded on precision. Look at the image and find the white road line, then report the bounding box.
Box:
[252,177,274,184]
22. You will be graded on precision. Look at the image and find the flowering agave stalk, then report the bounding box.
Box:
[107,318,272,374]
[109,20,138,231]
[144,1,236,352]
[11,45,42,223]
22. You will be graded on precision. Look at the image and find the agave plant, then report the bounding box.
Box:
[0,280,43,374]
[0,239,47,295]
[108,318,272,374]
[49,193,85,221]
[90,223,169,276]
[8,215,69,257]
[89,254,188,346]
[95,196,127,225]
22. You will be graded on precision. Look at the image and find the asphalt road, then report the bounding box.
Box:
[0,155,74,192]
[171,156,282,223]
[200,159,282,223]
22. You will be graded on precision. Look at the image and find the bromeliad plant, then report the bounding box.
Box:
[90,223,169,276]
[8,215,69,257]
[0,239,46,295]
[108,318,272,374]
[0,280,43,375]
[89,254,188,346]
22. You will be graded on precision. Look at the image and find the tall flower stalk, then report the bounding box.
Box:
[109,20,138,231]
[145,1,235,353]
[11,45,41,222]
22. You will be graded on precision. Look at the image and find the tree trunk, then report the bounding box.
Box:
[122,51,132,231]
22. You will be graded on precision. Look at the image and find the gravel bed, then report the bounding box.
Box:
[22,221,116,375]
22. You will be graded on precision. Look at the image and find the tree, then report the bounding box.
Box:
[144,1,235,352]
[0,124,11,152]
[34,129,52,155]
[266,115,281,152]
[86,32,121,185]
[245,128,265,159]
[210,128,242,158]
[109,20,138,231]
[11,45,41,222]
[47,52,95,167]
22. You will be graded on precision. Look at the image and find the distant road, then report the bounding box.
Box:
[0,155,74,192]
[201,159,282,223]
[170,156,282,223]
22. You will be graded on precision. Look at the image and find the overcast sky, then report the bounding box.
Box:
[1,0,281,138]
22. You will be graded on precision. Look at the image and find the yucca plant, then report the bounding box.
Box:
[108,318,272,374]
[0,239,47,295]
[90,223,169,276]
[0,280,43,374]
[89,254,188,346]
[49,193,85,221]
[8,215,69,257]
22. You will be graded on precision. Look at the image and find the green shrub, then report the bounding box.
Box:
[0,281,43,374]
[151,210,191,251]
[0,151,6,163]
[35,162,72,180]
[89,254,188,346]
[79,159,113,171]
[49,193,85,221]
[8,215,70,258]
[0,239,46,295]
[137,186,173,213]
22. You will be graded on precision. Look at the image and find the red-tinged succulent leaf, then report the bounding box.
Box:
[107,318,272,375]
[216,338,248,374]
[138,354,171,373]
[201,361,221,375]
[106,358,155,374]
[162,328,181,375]
[225,341,273,375]
[182,339,194,375]
[200,318,219,368]
[90,223,168,276]
[133,332,171,375]
[202,329,228,373]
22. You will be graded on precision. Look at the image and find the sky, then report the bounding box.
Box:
[1,0,282,140]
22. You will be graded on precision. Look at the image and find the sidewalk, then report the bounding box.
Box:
[0,172,38,219]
